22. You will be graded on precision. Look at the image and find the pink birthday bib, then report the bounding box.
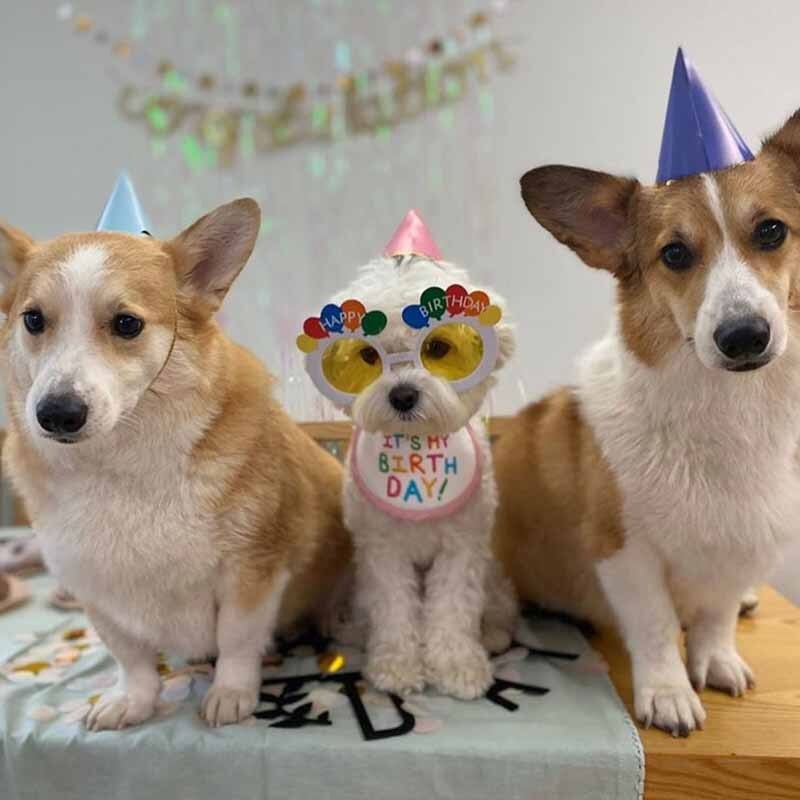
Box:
[350,424,483,521]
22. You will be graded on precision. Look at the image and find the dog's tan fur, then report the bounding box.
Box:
[492,388,616,627]
[0,202,351,729]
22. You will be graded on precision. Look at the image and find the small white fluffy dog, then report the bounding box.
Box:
[309,250,515,699]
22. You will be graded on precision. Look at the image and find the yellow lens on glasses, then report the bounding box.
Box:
[420,323,484,381]
[322,338,383,395]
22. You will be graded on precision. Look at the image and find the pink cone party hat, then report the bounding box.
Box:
[383,209,443,261]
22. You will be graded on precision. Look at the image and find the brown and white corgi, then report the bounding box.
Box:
[494,111,800,736]
[0,200,351,730]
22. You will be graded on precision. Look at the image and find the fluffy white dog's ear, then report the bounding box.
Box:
[494,319,516,368]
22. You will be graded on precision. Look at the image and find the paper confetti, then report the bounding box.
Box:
[317,651,346,674]
[413,717,444,734]
[28,705,58,722]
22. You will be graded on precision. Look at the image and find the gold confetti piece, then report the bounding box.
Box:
[62,628,86,641]
[336,74,354,91]
[157,663,172,676]
[13,661,51,675]
[112,39,132,58]
[88,693,101,705]
[73,14,93,32]
[318,652,346,674]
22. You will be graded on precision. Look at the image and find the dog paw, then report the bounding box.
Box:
[200,685,258,727]
[481,625,513,655]
[85,692,156,732]
[635,684,706,737]
[689,648,755,697]
[426,636,493,700]
[366,648,426,696]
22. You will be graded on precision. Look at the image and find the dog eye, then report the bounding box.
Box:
[112,314,144,339]
[22,309,45,335]
[359,346,379,365]
[754,219,787,250]
[424,339,451,359]
[660,242,693,271]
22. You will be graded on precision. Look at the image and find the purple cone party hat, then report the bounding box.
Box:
[656,48,753,184]
[383,209,443,261]
[96,172,151,235]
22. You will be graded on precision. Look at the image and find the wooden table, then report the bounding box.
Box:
[594,587,800,799]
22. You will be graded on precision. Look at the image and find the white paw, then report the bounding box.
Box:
[689,647,755,697]
[481,625,513,655]
[366,647,426,696]
[200,685,259,727]
[85,692,156,732]
[426,635,493,700]
[635,684,706,737]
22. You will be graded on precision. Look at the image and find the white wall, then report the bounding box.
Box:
[0,0,797,599]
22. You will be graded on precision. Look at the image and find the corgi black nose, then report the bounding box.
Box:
[713,316,771,361]
[389,384,420,412]
[36,393,88,436]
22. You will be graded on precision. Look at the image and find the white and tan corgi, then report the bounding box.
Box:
[0,200,351,730]
[494,111,800,736]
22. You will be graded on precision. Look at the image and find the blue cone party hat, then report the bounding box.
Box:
[656,48,753,184]
[95,172,151,234]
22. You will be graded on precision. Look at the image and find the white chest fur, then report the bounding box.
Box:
[578,331,800,591]
[31,416,220,658]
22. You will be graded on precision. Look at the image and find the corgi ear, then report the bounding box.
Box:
[520,166,639,275]
[168,198,260,310]
[0,221,34,286]
[494,319,515,368]
[763,109,800,165]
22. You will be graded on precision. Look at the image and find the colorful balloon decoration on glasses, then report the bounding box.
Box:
[401,285,502,329]
[297,301,388,354]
